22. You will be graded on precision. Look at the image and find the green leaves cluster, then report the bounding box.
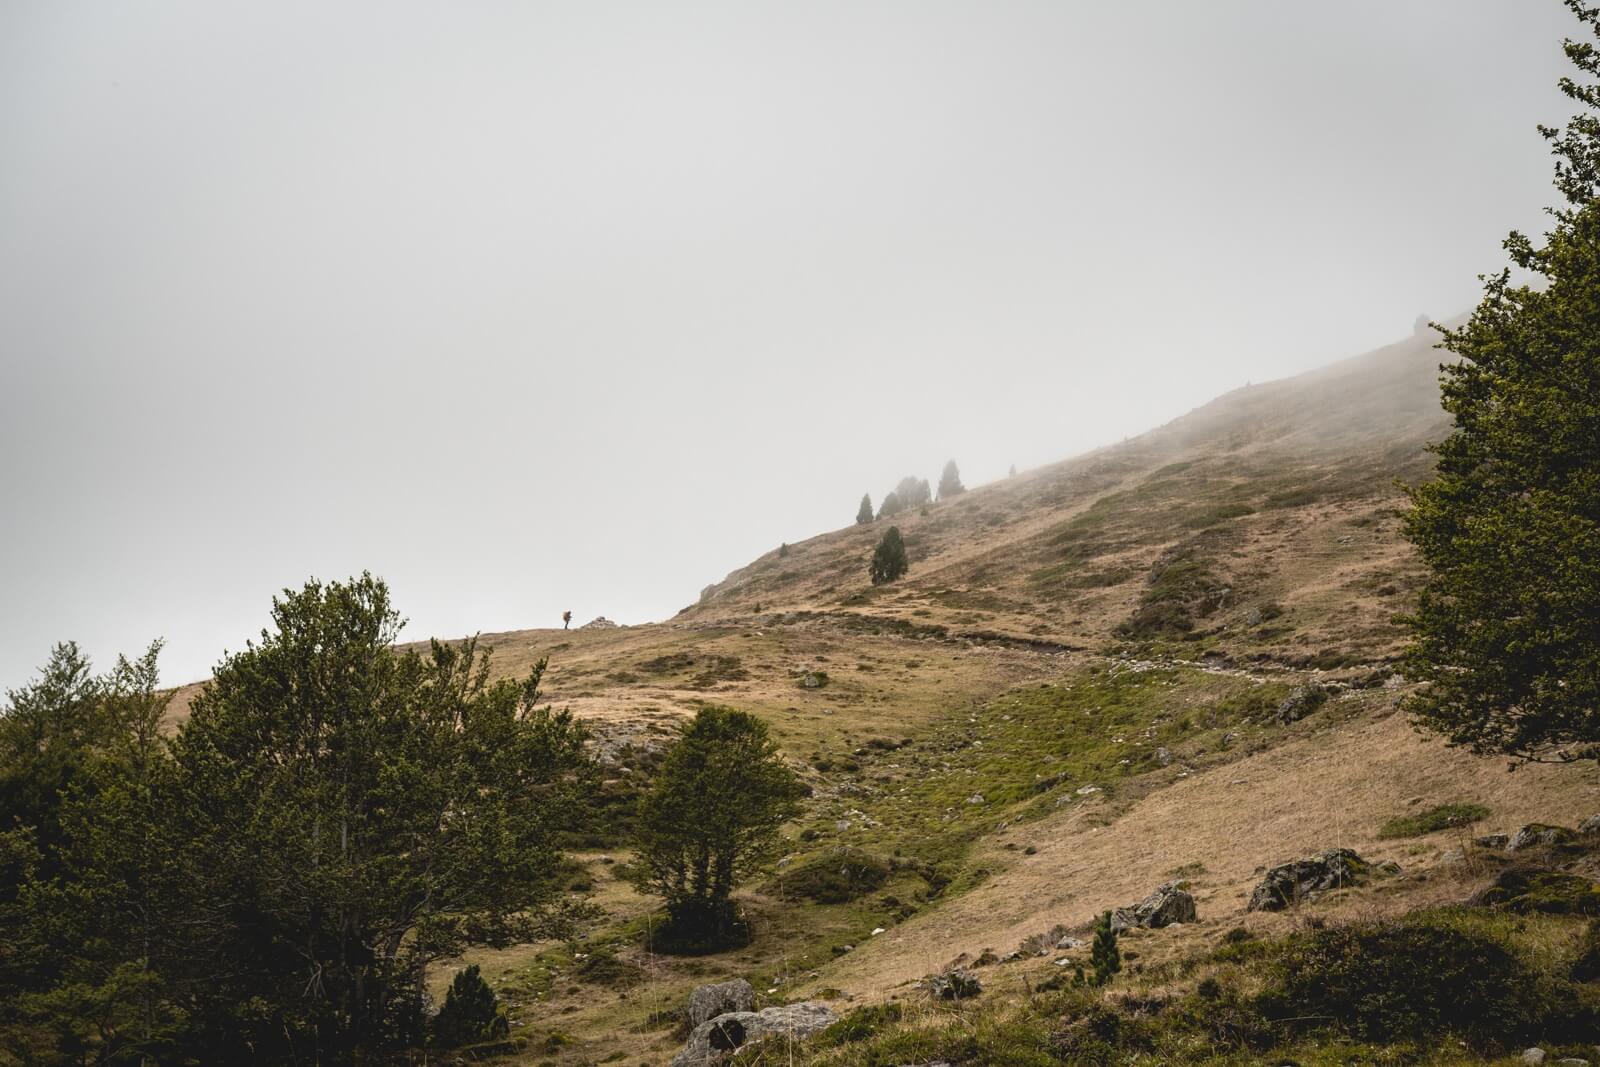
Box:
[631,707,803,947]
[1404,1,1600,766]
[0,575,592,1064]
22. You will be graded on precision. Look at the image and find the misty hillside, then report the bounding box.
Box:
[679,320,1451,666]
[376,321,1599,1066]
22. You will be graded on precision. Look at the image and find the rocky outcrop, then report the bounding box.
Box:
[1110,881,1197,931]
[1580,814,1600,836]
[686,979,754,1029]
[1508,823,1577,850]
[927,969,982,1000]
[1247,849,1395,911]
[1274,684,1328,724]
[580,616,620,629]
[671,1003,837,1066]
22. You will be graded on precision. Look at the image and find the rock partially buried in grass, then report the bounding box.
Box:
[1470,866,1600,915]
[1110,880,1198,931]
[1246,848,1396,912]
[671,1003,838,1066]
[686,979,754,1029]
[926,968,982,1000]
[1274,684,1327,724]
[1507,823,1578,851]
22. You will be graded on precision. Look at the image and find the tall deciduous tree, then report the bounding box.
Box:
[1404,1,1600,765]
[632,707,803,948]
[167,575,592,1059]
[869,527,909,585]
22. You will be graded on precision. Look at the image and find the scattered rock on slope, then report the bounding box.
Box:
[927,968,982,1000]
[1274,684,1328,724]
[686,979,754,1028]
[1110,881,1198,931]
[580,616,620,629]
[1507,823,1577,851]
[1247,848,1396,912]
[671,1003,837,1066]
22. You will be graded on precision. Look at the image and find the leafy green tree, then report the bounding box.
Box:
[0,643,108,881]
[0,643,182,1067]
[1091,911,1121,986]
[937,459,964,499]
[856,493,874,525]
[869,526,909,585]
[633,707,803,948]
[165,575,593,1060]
[432,965,507,1048]
[1404,2,1600,766]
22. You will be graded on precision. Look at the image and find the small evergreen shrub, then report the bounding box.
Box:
[433,965,509,1048]
[1090,910,1121,986]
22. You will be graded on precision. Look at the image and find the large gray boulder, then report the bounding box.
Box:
[686,979,755,1029]
[1247,849,1393,912]
[1110,881,1198,931]
[671,1002,837,1066]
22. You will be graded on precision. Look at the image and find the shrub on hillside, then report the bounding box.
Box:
[1256,911,1590,1046]
[433,966,508,1048]
[869,527,909,585]
[1472,866,1600,916]
[778,848,891,904]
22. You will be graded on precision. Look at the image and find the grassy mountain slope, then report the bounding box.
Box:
[181,323,1600,1063]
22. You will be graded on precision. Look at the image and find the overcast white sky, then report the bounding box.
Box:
[0,1,1581,689]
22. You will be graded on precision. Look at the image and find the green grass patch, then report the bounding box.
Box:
[1377,802,1490,839]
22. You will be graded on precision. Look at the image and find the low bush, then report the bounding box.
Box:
[777,848,891,904]
[1472,866,1600,916]
[816,1002,904,1046]
[1256,910,1577,1046]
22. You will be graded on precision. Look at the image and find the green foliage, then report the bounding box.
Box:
[0,642,183,1066]
[777,848,890,904]
[869,526,909,585]
[937,459,964,500]
[816,1002,903,1046]
[877,489,903,519]
[1474,866,1600,916]
[856,493,874,525]
[0,576,593,1063]
[1090,910,1121,986]
[1376,802,1491,839]
[433,965,508,1048]
[1257,910,1593,1046]
[633,706,804,949]
[1403,3,1600,765]
[161,575,593,1058]
[0,643,112,880]
[1118,549,1225,638]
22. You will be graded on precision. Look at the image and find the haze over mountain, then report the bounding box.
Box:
[0,1,1580,690]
